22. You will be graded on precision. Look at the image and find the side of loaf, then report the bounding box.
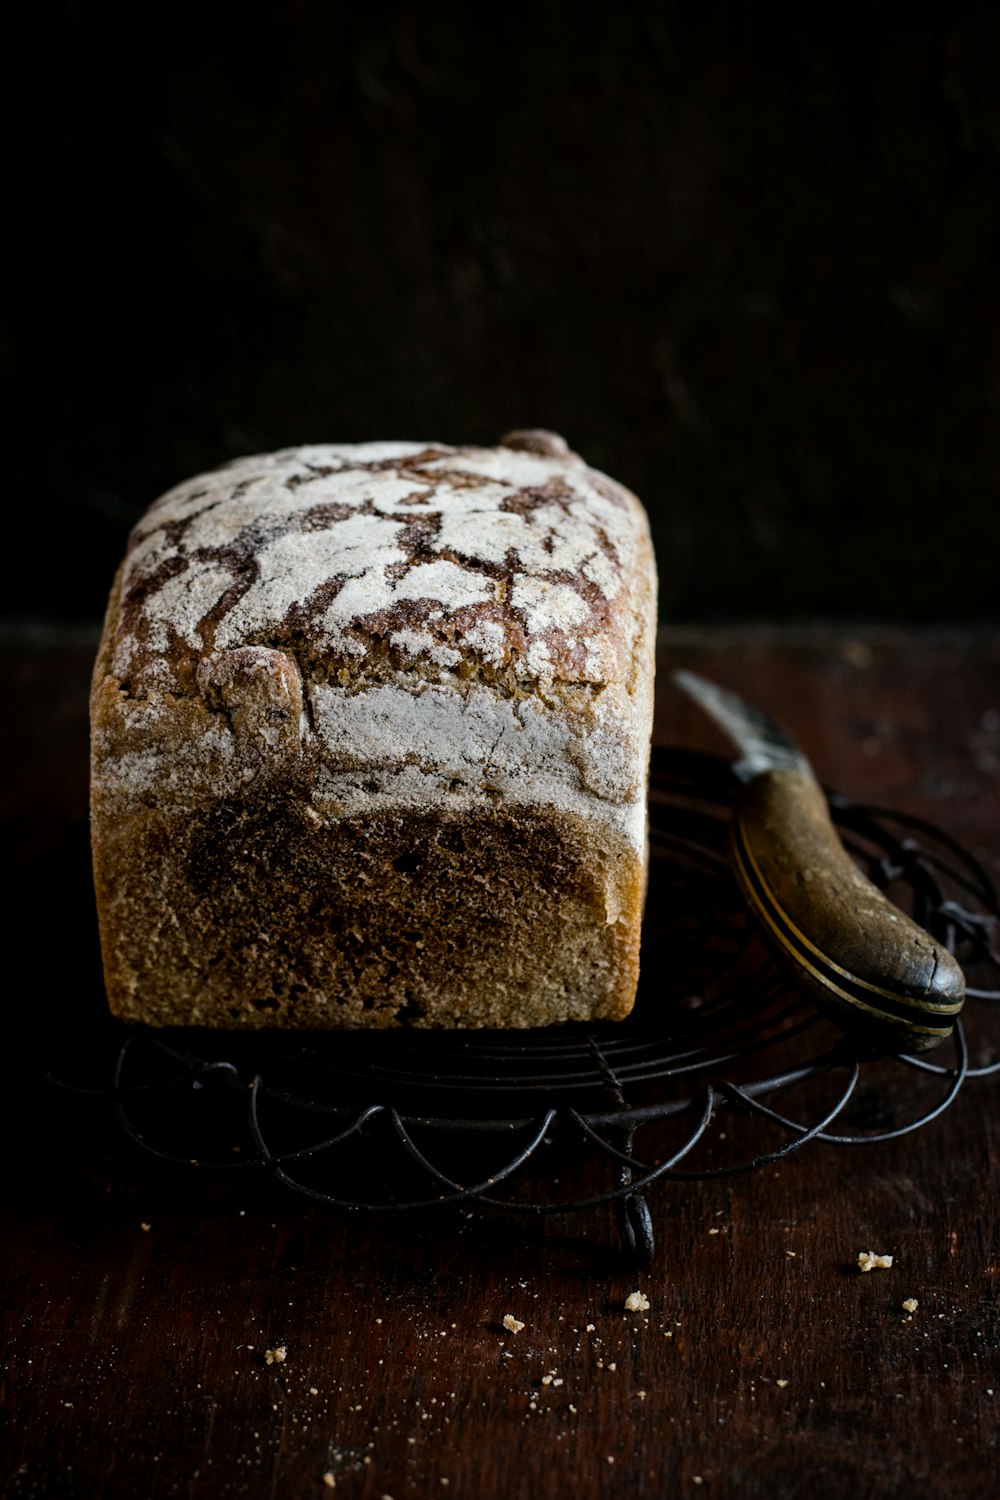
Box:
[90,431,657,1028]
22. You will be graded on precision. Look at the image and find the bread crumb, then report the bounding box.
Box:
[541,1375,553,1385]
[637,1390,646,1400]
[140,1223,151,1232]
[902,1298,919,1313]
[776,1379,788,1388]
[265,1346,287,1365]
[585,1323,596,1332]
[309,1386,319,1395]
[708,1228,720,1235]
[608,1363,617,1371]
[857,1251,893,1272]
[502,1315,525,1333]
[624,1291,650,1312]
[322,1475,335,1489]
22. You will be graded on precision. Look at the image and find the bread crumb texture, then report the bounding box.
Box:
[90,436,657,1031]
[624,1291,650,1312]
[264,1346,287,1365]
[902,1297,919,1312]
[857,1251,894,1272]
[502,1315,526,1334]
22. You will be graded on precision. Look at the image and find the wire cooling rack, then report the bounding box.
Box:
[59,747,1000,1265]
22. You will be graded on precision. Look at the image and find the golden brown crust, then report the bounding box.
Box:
[95,801,642,1029]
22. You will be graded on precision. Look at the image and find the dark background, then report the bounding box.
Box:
[4,1,999,624]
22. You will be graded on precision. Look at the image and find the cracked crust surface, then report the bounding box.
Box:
[91,432,657,1028]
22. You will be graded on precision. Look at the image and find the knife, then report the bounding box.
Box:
[673,670,966,1053]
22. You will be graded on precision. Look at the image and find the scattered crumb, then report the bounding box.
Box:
[607,1456,615,1465]
[502,1315,525,1334]
[858,1251,893,1272]
[309,1387,319,1396]
[786,1250,796,1258]
[585,1323,596,1332]
[608,1363,617,1372]
[541,1375,553,1386]
[776,1379,788,1389]
[708,1228,720,1236]
[140,1223,151,1232]
[902,1298,919,1313]
[624,1292,650,1313]
[322,1475,335,1490]
[265,1346,287,1365]
[637,1390,647,1400]
[693,1478,704,1486]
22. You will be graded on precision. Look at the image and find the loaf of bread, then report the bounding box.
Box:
[90,431,657,1028]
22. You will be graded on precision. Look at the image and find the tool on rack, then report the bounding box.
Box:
[673,671,966,1053]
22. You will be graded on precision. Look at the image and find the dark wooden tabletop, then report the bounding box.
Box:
[2,623,998,1500]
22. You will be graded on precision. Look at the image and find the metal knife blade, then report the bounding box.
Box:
[673,670,966,1053]
[672,669,811,781]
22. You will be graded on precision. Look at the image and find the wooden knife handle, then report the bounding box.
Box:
[730,767,966,1053]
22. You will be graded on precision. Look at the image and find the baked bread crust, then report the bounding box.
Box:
[90,432,657,1027]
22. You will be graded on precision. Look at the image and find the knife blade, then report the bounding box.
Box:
[673,670,966,1053]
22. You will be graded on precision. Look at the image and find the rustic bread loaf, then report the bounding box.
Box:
[90,431,657,1028]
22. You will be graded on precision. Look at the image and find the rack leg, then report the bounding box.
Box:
[618,1192,655,1267]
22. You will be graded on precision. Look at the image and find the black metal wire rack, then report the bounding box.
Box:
[60,747,1000,1265]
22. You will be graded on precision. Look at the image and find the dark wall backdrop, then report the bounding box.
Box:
[4,1,1000,622]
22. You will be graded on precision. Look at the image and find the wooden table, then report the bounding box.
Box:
[3,624,998,1499]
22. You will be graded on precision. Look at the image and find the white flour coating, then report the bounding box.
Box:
[98,439,656,844]
[142,561,235,650]
[392,559,497,609]
[461,617,507,667]
[510,576,591,634]
[113,440,647,690]
[310,680,640,799]
[216,514,408,650]
[94,677,646,858]
[421,447,564,489]
[388,629,463,668]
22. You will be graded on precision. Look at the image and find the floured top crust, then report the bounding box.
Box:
[109,434,652,698]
